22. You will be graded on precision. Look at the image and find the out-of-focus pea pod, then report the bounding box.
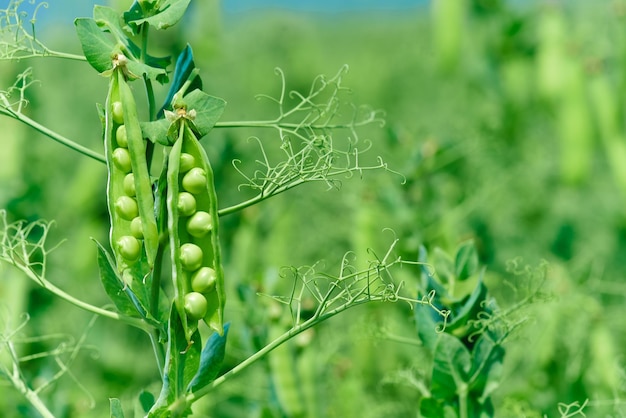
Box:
[589,72,626,195]
[167,117,225,341]
[267,306,305,418]
[432,0,465,73]
[556,63,593,185]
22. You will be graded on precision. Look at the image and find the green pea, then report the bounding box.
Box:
[182,167,207,194]
[130,217,143,238]
[191,267,217,293]
[167,119,225,339]
[112,148,132,173]
[180,153,196,173]
[177,192,197,217]
[123,173,136,197]
[116,125,128,148]
[186,211,213,238]
[184,292,208,321]
[117,235,141,262]
[115,196,139,221]
[180,243,203,271]
[111,101,124,124]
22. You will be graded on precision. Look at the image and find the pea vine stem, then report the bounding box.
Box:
[183,297,369,406]
[3,341,56,418]
[4,253,152,332]
[0,107,106,163]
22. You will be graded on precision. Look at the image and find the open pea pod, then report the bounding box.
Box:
[167,118,225,342]
[104,68,159,276]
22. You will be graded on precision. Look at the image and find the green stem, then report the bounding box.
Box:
[0,109,105,164]
[42,49,86,61]
[214,120,358,130]
[10,261,152,332]
[5,343,56,418]
[184,299,363,406]
[459,387,468,418]
[217,179,305,217]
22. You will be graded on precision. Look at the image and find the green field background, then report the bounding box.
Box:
[1,0,626,416]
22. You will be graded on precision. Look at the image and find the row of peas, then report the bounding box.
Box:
[105,62,158,272]
[168,118,225,334]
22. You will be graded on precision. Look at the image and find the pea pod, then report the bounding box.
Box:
[167,118,225,340]
[104,67,158,271]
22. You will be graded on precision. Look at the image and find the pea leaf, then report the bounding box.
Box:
[455,240,478,282]
[431,333,471,399]
[138,390,155,414]
[182,90,226,138]
[109,398,125,418]
[414,302,439,355]
[94,6,170,75]
[75,9,168,82]
[446,275,488,333]
[150,304,201,416]
[125,0,192,31]
[419,399,460,418]
[141,119,172,145]
[75,18,117,73]
[187,323,230,393]
[419,246,447,297]
[94,239,142,318]
[470,335,504,398]
[93,6,140,57]
[158,45,203,118]
[432,247,455,285]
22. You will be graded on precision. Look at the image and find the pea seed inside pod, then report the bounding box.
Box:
[186,211,213,238]
[115,195,139,221]
[191,266,217,293]
[182,167,207,194]
[123,173,136,197]
[130,217,143,238]
[112,148,132,173]
[116,125,128,148]
[111,101,124,124]
[180,153,196,173]
[117,235,141,262]
[179,243,203,271]
[184,292,208,321]
[177,192,197,217]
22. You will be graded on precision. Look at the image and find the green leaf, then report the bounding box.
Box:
[455,240,479,282]
[138,390,155,413]
[93,6,140,56]
[431,333,471,399]
[159,45,203,118]
[419,246,447,297]
[182,90,226,138]
[95,5,170,80]
[110,398,125,418]
[125,0,192,31]
[141,119,172,145]
[150,304,201,416]
[470,335,504,398]
[187,323,230,393]
[446,276,488,334]
[414,302,439,355]
[75,18,117,73]
[420,398,445,418]
[432,247,455,285]
[94,239,143,318]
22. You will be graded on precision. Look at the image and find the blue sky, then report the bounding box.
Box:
[12,0,427,28]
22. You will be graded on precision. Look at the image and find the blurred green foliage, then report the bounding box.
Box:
[2,0,626,416]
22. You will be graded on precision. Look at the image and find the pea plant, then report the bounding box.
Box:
[0,1,452,416]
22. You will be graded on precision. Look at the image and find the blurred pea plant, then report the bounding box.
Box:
[0,1,445,417]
